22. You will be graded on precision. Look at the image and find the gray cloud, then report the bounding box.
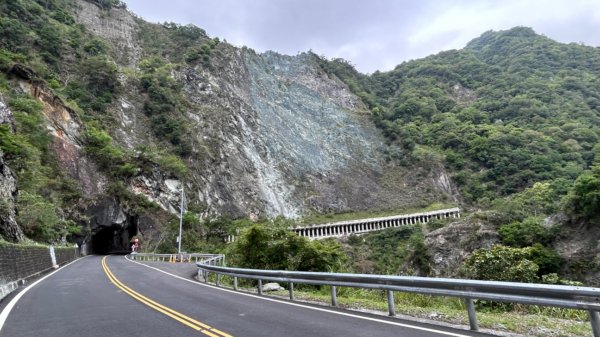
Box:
[123,0,600,73]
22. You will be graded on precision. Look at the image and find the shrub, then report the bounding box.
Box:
[563,165,600,221]
[463,245,539,282]
[529,243,563,275]
[499,217,554,247]
[228,220,346,272]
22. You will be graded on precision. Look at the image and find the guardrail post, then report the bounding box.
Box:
[258,280,263,295]
[216,273,221,287]
[233,277,238,290]
[465,298,478,331]
[289,282,294,301]
[387,290,395,316]
[590,310,600,337]
[331,286,337,307]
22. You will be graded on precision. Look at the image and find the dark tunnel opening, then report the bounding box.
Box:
[90,220,138,255]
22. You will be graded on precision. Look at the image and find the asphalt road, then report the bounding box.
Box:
[0,256,494,337]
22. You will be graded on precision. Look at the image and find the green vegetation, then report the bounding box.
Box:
[345,225,430,275]
[156,213,229,254]
[313,27,600,285]
[0,0,196,244]
[138,57,192,156]
[0,86,81,243]
[316,27,599,204]
[227,218,346,272]
[563,165,600,221]
[463,244,562,282]
[264,288,589,337]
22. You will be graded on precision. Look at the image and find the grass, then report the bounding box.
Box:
[297,202,457,225]
[201,275,591,337]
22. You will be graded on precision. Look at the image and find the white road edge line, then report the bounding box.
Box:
[124,256,475,337]
[0,256,89,334]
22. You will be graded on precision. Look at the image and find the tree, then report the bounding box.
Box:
[227,220,346,272]
[463,245,539,282]
[499,217,553,247]
[564,166,600,221]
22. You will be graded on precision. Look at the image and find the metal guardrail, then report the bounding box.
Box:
[129,253,225,264]
[197,264,600,336]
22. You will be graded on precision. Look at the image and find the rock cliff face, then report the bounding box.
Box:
[68,2,454,220]
[425,219,499,277]
[0,94,23,242]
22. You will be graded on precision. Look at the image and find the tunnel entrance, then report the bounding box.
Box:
[90,220,138,255]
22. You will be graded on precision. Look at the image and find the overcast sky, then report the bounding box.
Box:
[122,0,600,73]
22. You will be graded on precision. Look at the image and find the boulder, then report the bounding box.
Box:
[262,282,284,292]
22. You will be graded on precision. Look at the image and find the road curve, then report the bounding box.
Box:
[1,255,493,337]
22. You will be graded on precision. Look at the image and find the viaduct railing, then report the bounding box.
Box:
[291,207,460,239]
[197,263,600,336]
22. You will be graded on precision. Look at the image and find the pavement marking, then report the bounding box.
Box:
[102,257,232,337]
[126,256,477,337]
[0,256,89,335]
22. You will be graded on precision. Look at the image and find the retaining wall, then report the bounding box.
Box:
[0,241,80,301]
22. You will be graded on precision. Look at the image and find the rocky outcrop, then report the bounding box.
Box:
[425,219,499,277]
[66,2,457,220]
[0,95,23,242]
[74,0,141,66]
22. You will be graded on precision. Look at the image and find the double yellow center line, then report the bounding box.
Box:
[101,256,232,337]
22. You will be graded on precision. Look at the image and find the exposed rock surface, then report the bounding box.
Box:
[0,95,23,242]
[425,219,499,277]
[74,0,141,66]
[17,80,108,196]
[262,282,284,292]
[67,2,456,220]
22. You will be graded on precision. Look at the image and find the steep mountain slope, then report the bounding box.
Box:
[0,0,453,248]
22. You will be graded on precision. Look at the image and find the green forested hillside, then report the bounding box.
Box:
[315,27,600,284]
[317,27,600,205]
